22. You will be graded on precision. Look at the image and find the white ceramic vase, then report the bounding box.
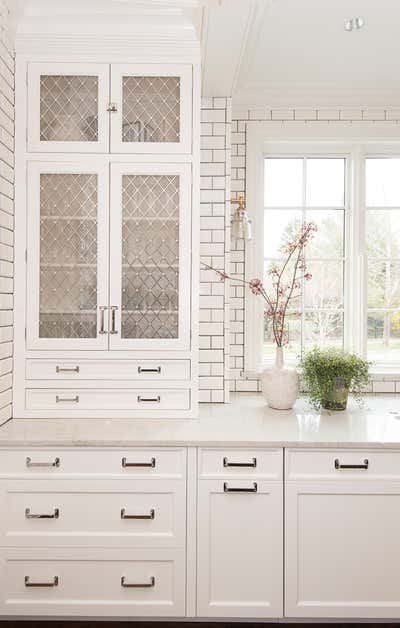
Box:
[260,346,299,410]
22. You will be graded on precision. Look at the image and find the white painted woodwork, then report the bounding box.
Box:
[0,478,186,548]
[197,476,283,618]
[198,447,283,479]
[26,359,191,380]
[0,547,186,616]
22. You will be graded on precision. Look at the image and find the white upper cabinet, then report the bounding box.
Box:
[27,63,192,154]
[27,63,110,153]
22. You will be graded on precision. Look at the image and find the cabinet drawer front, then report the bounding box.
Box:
[26,389,190,411]
[0,548,185,616]
[286,449,400,480]
[0,449,186,478]
[0,479,185,548]
[26,359,191,381]
[198,448,283,480]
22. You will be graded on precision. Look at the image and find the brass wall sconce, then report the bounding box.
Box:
[231,196,252,241]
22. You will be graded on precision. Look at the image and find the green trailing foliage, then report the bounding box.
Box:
[299,347,371,410]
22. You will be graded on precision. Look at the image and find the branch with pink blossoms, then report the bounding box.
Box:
[202,221,317,347]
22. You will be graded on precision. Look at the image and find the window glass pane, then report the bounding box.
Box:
[366,158,400,207]
[366,209,400,258]
[367,260,400,309]
[367,312,400,362]
[305,209,344,258]
[264,158,303,207]
[264,209,302,259]
[304,261,343,309]
[304,312,343,349]
[306,158,345,207]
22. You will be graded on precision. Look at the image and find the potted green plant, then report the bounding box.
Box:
[300,347,371,411]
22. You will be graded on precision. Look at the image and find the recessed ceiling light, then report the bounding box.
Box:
[344,16,365,32]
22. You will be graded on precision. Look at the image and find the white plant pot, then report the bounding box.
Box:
[260,347,299,410]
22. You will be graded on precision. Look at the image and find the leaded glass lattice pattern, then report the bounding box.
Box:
[122,174,179,339]
[40,75,99,142]
[39,173,98,339]
[122,76,180,143]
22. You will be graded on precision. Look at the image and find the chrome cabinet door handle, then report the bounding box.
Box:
[121,508,155,520]
[121,576,155,588]
[223,457,257,468]
[56,366,79,373]
[99,306,108,335]
[335,458,369,470]
[25,508,59,519]
[122,457,156,468]
[25,576,59,588]
[26,457,60,468]
[137,395,161,403]
[56,395,79,403]
[223,482,258,493]
[110,306,119,334]
[138,366,161,374]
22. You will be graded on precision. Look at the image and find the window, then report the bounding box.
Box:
[245,123,400,374]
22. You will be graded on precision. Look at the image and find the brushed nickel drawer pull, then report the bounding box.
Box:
[137,395,161,403]
[56,395,79,403]
[25,508,59,519]
[121,576,155,588]
[122,457,156,468]
[121,508,155,520]
[138,366,161,374]
[223,482,258,493]
[56,366,80,373]
[110,306,119,335]
[334,458,369,470]
[223,457,257,468]
[26,457,60,468]
[25,576,59,588]
[99,305,108,335]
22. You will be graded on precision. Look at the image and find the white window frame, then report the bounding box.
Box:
[245,121,400,376]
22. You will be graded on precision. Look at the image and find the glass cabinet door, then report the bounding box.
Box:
[110,64,192,154]
[26,162,109,350]
[109,163,191,350]
[27,63,110,153]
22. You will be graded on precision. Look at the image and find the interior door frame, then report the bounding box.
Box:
[109,162,192,351]
[26,160,110,351]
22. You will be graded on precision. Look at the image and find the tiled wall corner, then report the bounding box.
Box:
[0,2,14,423]
[230,106,400,394]
[199,97,231,402]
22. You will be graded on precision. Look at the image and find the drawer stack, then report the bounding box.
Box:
[0,448,187,617]
[24,359,192,418]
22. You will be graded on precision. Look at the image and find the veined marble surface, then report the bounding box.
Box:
[0,394,400,448]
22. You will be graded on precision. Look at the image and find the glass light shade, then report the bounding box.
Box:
[231,210,252,240]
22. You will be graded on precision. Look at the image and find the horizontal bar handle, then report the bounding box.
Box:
[56,395,79,403]
[26,457,60,469]
[223,482,258,493]
[56,366,80,373]
[25,508,59,519]
[138,366,161,374]
[334,458,369,470]
[121,576,155,589]
[121,508,155,520]
[122,457,156,469]
[25,576,59,588]
[223,457,257,468]
[137,395,161,403]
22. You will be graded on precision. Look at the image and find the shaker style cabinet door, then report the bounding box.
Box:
[26,161,110,350]
[197,480,283,618]
[27,63,110,153]
[108,163,191,351]
[109,64,192,154]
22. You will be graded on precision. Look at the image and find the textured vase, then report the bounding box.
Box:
[260,347,299,410]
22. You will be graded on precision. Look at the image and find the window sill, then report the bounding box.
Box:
[242,368,400,382]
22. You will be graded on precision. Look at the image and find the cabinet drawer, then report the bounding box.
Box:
[0,479,185,549]
[26,388,190,411]
[26,359,191,381]
[0,448,186,478]
[198,448,283,480]
[286,449,400,480]
[0,547,185,617]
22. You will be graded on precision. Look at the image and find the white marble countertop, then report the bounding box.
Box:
[1,393,400,448]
